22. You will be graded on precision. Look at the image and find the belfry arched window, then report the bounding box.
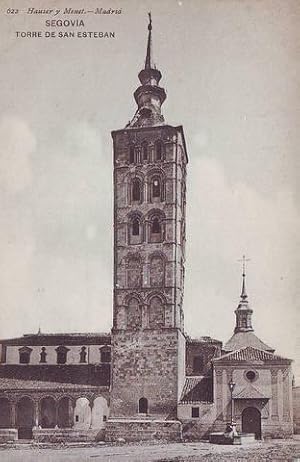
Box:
[127,297,142,329]
[132,218,140,236]
[149,296,165,328]
[127,256,142,288]
[129,214,143,244]
[129,145,135,164]
[155,140,164,161]
[152,178,161,198]
[152,218,161,234]
[141,141,148,161]
[150,254,165,287]
[148,212,164,243]
[132,178,142,202]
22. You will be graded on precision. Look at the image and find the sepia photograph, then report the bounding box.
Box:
[0,0,299,460]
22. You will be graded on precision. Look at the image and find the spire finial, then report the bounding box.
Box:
[238,255,250,299]
[145,12,153,70]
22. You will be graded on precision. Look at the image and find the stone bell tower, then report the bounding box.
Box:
[110,14,188,419]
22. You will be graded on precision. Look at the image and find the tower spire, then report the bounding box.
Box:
[145,12,153,70]
[234,255,253,333]
[240,255,250,300]
[128,14,166,128]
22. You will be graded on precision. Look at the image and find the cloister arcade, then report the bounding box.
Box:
[0,392,109,439]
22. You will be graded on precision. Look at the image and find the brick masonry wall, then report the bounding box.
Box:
[110,329,182,418]
[105,419,182,442]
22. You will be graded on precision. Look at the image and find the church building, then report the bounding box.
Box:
[0,16,296,443]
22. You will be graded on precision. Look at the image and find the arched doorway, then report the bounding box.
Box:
[0,398,11,428]
[138,397,148,414]
[17,397,34,439]
[58,397,73,428]
[242,407,261,439]
[40,397,56,428]
[91,396,109,429]
[73,397,91,429]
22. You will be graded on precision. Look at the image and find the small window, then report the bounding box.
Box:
[19,347,32,364]
[152,179,161,198]
[103,415,107,422]
[138,397,148,414]
[56,346,69,365]
[132,218,140,236]
[132,179,141,202]
[101,347,111,363]
[246,370,257,382]
[75,415,79,422]
[192,407,200,418]
[129,146,135,163]
[80,346,87,363]
[40,347,47,363]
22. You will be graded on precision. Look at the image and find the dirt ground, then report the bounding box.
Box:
[0,439,299,462]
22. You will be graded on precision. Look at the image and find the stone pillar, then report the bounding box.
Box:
[271,369,279,420]
[215,369,223,421]
[10,401,16,428]
[69,399,75,428]
[55,401,59,428]
[33,400,39,428]
[283,369,290,421]
[89,399,93,429]
[278,369,284,422]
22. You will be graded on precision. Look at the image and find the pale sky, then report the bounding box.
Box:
[0,0,299,381]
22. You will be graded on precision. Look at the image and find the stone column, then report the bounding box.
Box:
[215,369,223,421]
[10,401,16,428]
[33,399,39,428]
[283,369,290,421]
[271,369,279,420]
[69,399,75,428]
[55,401,59,428]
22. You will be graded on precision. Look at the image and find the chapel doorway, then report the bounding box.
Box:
[241,407,261,439]
[16,397,34,439]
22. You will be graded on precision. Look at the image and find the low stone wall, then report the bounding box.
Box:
[33,428,104,443]
[105,419,182,442]
[0,429,18,443]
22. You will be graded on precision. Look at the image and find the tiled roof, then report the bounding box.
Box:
[233,384,271,400]
[0,332,111,346]
[213,346,291,364]
[180,376,213,403]
[187,336,222,346]
[224,331,274,353]
[0,364,110,390]
[0,377,100,391]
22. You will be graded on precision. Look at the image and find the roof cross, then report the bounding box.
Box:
[238,255,251,276]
